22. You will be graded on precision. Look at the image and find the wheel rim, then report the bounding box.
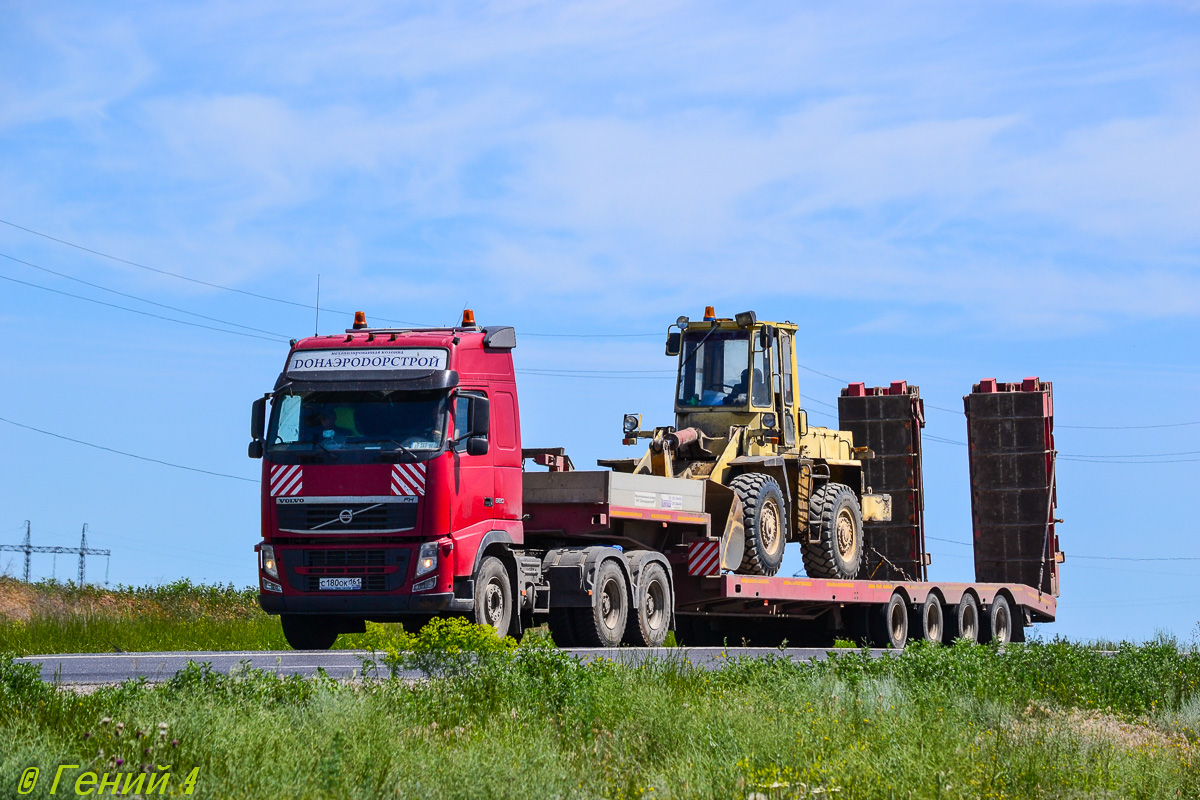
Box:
[836,507,858,561]
[760,499,781,555]
[994,605,1010,643]
[889,601,906,645]
[600,577,622,631]
[483,579,505,627]
[926,604,941,641]
[962,604,977,639]
[645,578,666,632]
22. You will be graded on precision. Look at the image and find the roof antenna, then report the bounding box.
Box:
[314,274,321,336]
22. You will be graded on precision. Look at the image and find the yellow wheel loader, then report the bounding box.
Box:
[601,307,891,579]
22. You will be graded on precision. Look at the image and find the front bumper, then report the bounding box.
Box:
[258,591,472,616]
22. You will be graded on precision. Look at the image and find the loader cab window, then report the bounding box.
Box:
[677,329,754,408]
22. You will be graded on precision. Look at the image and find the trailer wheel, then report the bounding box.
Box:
[473,556,513,637]
[869,594,909,649]
[625,562,672,647]
[280,614,338,650]
[802,482,863,579]
[731,473,787,576]
[948,593,980,642]
[571,559,628,647]
[547,607,578,647]
[911,595,944,644]
[984,594,1016,645]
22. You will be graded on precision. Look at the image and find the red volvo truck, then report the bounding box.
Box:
[249,311,1060,649]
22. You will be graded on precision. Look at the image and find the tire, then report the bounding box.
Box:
[570,559,629,647]
[948,593,980,643]
[280,614,338,650]
[869,594,909,649]
[802,482,864,579]
[985,594,1016,645]
[730,473,787,576]
[547,606,578,647]
[911,595,944,644]
[472,556,513,637]
[625,562,672,647]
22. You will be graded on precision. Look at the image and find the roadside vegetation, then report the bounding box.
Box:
[3,616,1199,799]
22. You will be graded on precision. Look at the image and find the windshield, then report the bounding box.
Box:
[677,330,756,407]
[266,390,449,461]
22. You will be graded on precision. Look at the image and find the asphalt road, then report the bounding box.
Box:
[16,647,877,686]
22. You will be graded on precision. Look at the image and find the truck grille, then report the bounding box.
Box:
[277,502,417,533]
[281,547,411,593]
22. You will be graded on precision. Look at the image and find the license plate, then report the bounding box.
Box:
[319,577,362,591]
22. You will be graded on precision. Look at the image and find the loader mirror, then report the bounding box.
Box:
[759,325,774,349]
[665,332,681,356]
[251,396,267,441]
[470,396,491,437]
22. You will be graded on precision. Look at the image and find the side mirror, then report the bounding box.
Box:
[251,396,267,441]
[466,436,489,457]
[665,332,681,356]
[759,325,774,349]
[248,440,264,459]
[470,396,490,437]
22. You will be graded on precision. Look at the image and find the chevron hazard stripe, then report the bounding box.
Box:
[269,464,303,497]
[391,463,427,496]
[687,540,721,576]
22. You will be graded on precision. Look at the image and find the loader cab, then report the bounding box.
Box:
[670,310,803,448]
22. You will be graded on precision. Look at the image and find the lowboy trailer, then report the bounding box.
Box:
[249,309,1060,649]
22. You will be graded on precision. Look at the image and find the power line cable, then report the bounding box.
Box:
[0,272,287,343]
[0,415,257,483]
[0,251,291,338]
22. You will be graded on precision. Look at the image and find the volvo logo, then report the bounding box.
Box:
[338,509,354,524]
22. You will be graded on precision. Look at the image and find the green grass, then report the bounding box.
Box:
[0,577,384,654]
[3,618,1199,799]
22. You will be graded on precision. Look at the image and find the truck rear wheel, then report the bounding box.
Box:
[473,556,513,637]
[948,593,980,642]
[731,473,787,576]
[624,561,672,647]
[802,482,863,579]
[280,614,338,650]
[911,595,944,644]
[869,593,909,649]
[984,594,1016,645]
[571,559,628,647]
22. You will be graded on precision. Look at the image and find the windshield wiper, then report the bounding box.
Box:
[357,439,422,460]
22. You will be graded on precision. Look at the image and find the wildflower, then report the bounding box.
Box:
[158,722,168,732]
[171,739,179,748]
[115,758,124,767]
[83,732,91,740]
[115,722,125,733]
[100,717,111,726]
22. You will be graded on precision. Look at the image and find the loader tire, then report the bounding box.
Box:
[802,482,863,579]
[570,559,629,647]
[731,473,787,577]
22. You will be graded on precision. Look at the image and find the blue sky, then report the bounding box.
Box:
[1,1,1198,641]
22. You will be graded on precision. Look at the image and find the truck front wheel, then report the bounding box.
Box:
[731,473,787,576]
[280,614,338,650]
[802,482,864,579]
[473,556,513,637]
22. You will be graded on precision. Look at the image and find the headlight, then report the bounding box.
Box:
[623,413,641,435]
[412,576,437,592]
[762,413,777,430]
[260,545,278,579]
[415,542,438,577]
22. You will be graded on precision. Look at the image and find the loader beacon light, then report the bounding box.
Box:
[260,545,278,579]
[415,541,438,577]
[461,308,476,327]
[352,311,368,329]
[703,306,716,321]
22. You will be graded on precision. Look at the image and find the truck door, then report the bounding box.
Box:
[491,389,522,521]
[451,391,494,529]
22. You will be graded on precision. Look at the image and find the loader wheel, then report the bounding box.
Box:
[625,562,672,647]
[472,556,513,637]
[802,482,864,579]
[731,473,787,576]
[571,559,628,647]
[280,614,338,650]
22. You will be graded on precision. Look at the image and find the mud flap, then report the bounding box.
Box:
[705,482,745,570]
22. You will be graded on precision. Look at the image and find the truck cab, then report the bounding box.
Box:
[249,312,523,648]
